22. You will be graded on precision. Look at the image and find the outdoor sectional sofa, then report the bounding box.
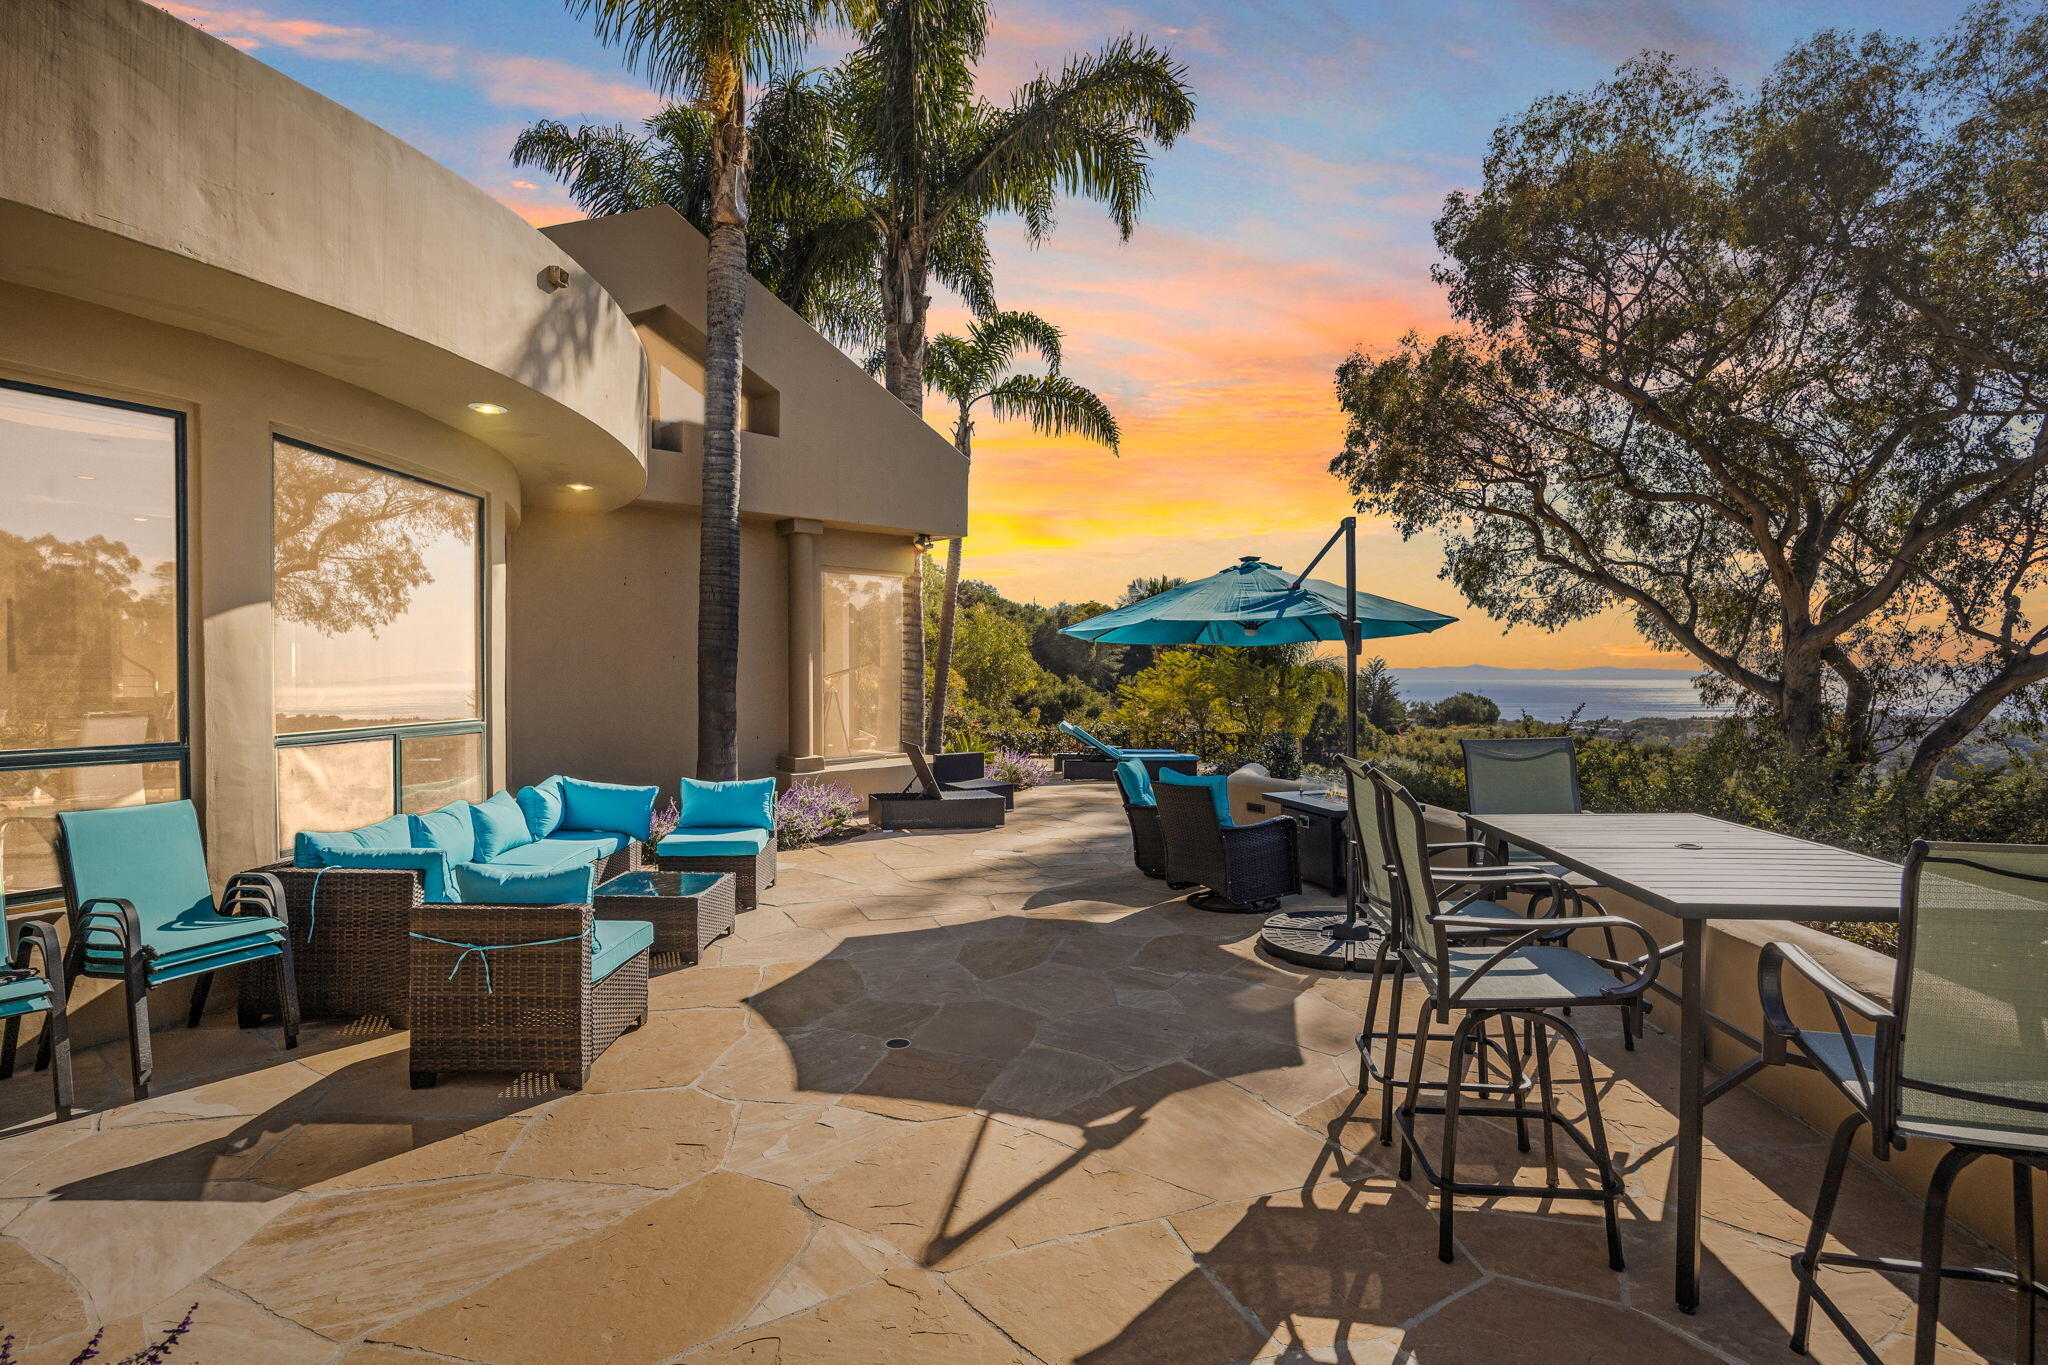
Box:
[260,775,654,1026]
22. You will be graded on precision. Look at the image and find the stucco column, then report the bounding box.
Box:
[778,518,824,772]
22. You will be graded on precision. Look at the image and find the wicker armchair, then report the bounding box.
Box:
[1113,762,1168,880]
[1155,780,1300,912]
[261,840,640,1028]
[408,896,651,1091]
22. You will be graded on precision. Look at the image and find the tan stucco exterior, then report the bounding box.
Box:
[0,0,649,511]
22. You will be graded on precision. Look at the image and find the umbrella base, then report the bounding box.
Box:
[1259,906,1383,971]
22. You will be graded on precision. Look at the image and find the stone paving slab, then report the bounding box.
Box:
[0,784,2032,1363]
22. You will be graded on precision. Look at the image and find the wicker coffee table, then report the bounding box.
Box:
[594,870,736,965]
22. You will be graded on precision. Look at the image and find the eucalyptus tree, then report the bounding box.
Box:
[922,310,1118,750]
[562,0,851,780]
[1333,5,2048,789]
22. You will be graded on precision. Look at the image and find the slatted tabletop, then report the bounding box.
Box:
[1464,812,1902,922]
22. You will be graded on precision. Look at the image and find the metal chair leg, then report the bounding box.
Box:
[1532,1021,1559,1180]
[1543,1011,1625,1271]
[1497,1012,1531,1153]
[1358,932,1390,1097]
[1398,998,1432,1181]
[1438,1011,1484,1264]
[1791,1112,1865,1356]
[1381,965,1408,1147]
[0,1014,17,1081]
[1915,1147,1981,1365]
[186,972,212,1028]
[2014,1162,2037,1365]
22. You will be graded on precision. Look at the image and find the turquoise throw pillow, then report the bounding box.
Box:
[318,847,456,903]
[676,776,775,832]
[451,861,596,905]
[471,791,535,861]
[559,777,659,840]
[1114,760,1156,807]
[516,775,565,839]
[410,802,477,865]
[295,813,416,867]
[1157,768,1232,826]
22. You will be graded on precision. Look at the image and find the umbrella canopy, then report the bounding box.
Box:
[1062,556,1456,647]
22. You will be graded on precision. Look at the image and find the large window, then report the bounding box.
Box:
[273,439,484,851]
[820,570,903,759]
[0,382,185,901]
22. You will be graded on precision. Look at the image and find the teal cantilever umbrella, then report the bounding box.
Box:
[1062,519,1459,971]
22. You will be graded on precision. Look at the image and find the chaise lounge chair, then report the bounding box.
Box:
[1055,722,1197,782]
[869,747,1007,830]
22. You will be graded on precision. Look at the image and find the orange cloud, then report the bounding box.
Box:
[158,3,659,119]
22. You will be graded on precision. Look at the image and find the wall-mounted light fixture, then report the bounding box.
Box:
[539,265,572,293]
[914,533,934,552]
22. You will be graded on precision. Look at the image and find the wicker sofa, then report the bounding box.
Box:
[260,775,654,1026]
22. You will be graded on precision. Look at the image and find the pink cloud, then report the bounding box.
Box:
[158,3,659,119]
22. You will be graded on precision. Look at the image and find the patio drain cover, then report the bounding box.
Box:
[885,1037,911,1049]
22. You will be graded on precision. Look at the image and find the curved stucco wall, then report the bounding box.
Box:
[0,0,649,509]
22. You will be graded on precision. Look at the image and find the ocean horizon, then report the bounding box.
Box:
[1389,665,1730,721]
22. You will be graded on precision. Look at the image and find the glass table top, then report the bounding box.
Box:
[596,870,728,899]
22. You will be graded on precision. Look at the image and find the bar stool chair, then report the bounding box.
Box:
[1376,767,1660,1270]
[1760,840,2048,1365]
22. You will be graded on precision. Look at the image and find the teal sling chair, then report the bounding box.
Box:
[58,800,300,1100]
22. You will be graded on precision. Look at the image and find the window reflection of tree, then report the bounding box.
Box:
[272,443,474,638]
[822,573,900,757]
[0,530,177,753]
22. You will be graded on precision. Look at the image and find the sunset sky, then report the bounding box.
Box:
[162,0,1962,668]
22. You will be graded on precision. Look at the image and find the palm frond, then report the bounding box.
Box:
[968,310,1065,378]
[565,0,847,97]
[930,213,997,316]
[985,373,1121,451]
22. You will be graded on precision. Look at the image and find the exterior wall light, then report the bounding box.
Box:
[914,533,934,552]
[468,402,508,415]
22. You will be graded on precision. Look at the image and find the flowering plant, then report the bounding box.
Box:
[775,781,864,850]
[986,749,1053,789]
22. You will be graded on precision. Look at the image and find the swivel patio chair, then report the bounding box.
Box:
[1760,840,2048,1365]
[1,919,73,1120]
[1377,767,1659,1270]
[1113,759,1182,884]
[1155,770,1299,912]
[57,799,300,1101]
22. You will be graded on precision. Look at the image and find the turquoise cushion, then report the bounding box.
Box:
[1115,760,1156,807]
[295,813,415,867]
[658,826,770,858]
[0,974,54,1019]
[134,939,284,987]
[545,830,629,858]
[590,917,653,982]
[459,842,587,877]
[450,861,595,905]
[84,929,284,974]
[60,800,216,928]
[676,776,775,833]
[517,775,566,839]
[559,778,659,841]
[471,791,534,861]
[311,846,457,903]
[409,803,476,865]
[1157,769,1232,826]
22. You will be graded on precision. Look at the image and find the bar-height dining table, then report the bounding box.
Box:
[1460,811,1902,1313]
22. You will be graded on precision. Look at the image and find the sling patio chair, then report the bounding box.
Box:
[1340,757,1582,1139]
[57,799,300,1101]
[869,747,1006,831]
[1377,766,1659,1271]
[1155,769,1299,912]
[1459,736,1641,1045]
[1,918,73,1120]
[1760,840,2048,1365]
[1055,722,1198,782]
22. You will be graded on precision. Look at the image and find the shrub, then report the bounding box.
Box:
[987,748,1053,788]
[775,780,864,850]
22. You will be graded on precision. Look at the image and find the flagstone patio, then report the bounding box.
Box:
[0,784,2028,1363]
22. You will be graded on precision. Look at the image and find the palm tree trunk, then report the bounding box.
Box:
[881,225,932,751]
[696,73,749,781]
[925,410,972,753]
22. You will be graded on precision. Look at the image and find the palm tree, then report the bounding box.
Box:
[563,0,847,780]
[922,311,1118,751]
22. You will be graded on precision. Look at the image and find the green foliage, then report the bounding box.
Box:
[1412,691,1500,727]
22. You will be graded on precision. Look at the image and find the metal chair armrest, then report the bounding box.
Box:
[1429,840,1495,865]
[1757,940,1892,1079]
[1436,912,1663,1002]
[72,896,149,969]
[10,919,67,1012]
[224,870,291,930]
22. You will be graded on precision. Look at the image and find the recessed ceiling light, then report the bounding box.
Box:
[565,482,594,492]
[76,474,96,481]
[468,402,508,415]
[132,516,149,522]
